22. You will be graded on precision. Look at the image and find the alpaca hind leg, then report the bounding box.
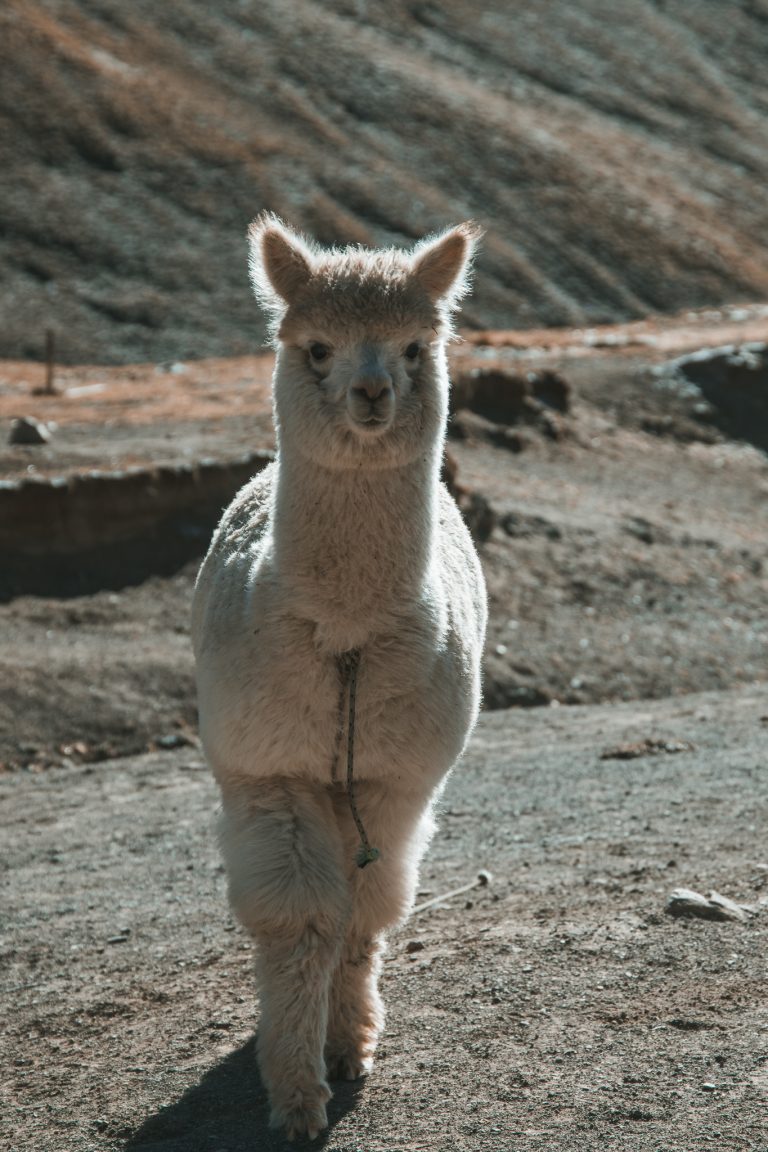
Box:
[326,783,435,1080]
[219,781,349,1140]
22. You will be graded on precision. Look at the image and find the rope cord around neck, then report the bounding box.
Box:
[333,649,380,869]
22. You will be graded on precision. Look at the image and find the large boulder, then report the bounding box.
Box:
[9,416,52,445]
[452,365,571,423]
[653,342,768,451]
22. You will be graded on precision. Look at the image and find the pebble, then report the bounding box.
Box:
[9,416,52,445]
[106,928,131,945]
[157,732,192,749]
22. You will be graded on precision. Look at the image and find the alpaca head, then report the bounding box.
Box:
[248,215,482,470]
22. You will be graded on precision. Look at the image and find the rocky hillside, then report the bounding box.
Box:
[2,0,768,362]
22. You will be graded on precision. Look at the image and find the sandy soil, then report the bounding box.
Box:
[3,687,767,1151]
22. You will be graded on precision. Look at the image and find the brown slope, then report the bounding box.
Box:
[1,0,768,363]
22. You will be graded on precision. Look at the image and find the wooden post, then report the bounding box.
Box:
[45,328,55,394]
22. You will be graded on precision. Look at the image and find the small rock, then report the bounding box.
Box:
[451,367,529,422]
[156,732,193,750]
[529,369,571,413]
[405,940,425,954]
[501,512,561,540]
[536,408,565,441]
[459,492,496,544]
[488,425,527,452]
[483,680,551,709]
[9,416,52,445]
[623,516,656,545]
[449,408,528,452]
[666,888,756,923]
[449,408,499,440]
[600,738,694,761]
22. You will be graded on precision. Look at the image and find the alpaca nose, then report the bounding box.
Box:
[353,373,392,401]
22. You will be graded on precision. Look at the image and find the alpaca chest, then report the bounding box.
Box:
[196,609,478,788]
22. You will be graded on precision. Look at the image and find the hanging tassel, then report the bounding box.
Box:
[334,649,380,868]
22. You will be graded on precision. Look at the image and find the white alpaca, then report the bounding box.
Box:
[191,215,487,1140]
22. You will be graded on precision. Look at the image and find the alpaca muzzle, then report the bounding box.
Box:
[348,374,394,429]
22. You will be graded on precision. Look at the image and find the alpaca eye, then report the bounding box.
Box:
[404,342,421,361]
[309,342,330,363]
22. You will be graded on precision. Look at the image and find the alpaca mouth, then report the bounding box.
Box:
[348,412,391,435]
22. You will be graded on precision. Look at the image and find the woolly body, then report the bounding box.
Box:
[191,216,487,1140]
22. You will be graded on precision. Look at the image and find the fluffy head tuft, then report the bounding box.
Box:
[247,216,483,343]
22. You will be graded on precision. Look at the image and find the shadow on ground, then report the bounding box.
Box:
[124,1036,364,1151]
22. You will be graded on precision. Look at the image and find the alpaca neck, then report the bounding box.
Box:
[272,443,441,649]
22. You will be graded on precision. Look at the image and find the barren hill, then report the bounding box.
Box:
[3,0,768,363]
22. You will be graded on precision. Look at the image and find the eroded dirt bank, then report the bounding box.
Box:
[3,312,768,767]
[3,686,767,1151]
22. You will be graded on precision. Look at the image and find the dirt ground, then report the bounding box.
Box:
[3,687,767,1151]
[2,310,768,1149]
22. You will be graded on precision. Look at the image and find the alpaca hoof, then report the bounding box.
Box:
[326,1050,374,1082]
[269,1085,330,1142]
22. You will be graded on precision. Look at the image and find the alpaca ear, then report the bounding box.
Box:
[248,213,315,308]
[411,222,483,304]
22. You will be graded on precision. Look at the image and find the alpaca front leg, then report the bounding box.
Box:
[256,925,340,1138]
[325,931,385,1081]
[219,782,349,1140]
[325,783,435,1080]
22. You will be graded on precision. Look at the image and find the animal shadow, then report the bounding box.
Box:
[123,1035,364,1151]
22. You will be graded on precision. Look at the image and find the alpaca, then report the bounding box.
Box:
[191,215,487,1140]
